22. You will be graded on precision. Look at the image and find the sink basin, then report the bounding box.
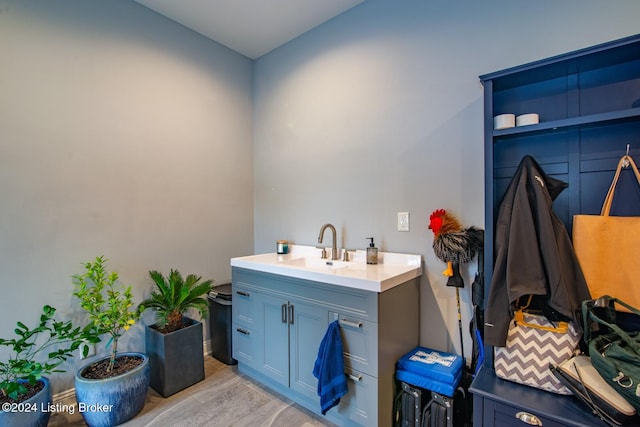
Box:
[282,257,350,270]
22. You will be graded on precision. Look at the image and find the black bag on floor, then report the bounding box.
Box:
[422,396,449,427]
[394,380,471,427]
[394,381,429,427]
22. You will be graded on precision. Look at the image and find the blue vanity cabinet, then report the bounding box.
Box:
[232,267,420,427]
[471,33,640,427]
[231,279,329,393]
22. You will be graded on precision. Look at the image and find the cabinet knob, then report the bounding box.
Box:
[236,290,250,297]
[236,327,250,336]
[515,411,542,426]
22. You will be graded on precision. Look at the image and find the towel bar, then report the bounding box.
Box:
[346,373,363,382]
[339,318,363,328]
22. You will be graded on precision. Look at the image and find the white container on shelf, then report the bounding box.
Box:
[494,114,515,130]
[516,113,540,126]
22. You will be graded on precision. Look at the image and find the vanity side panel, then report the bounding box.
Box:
[378,277,420,426]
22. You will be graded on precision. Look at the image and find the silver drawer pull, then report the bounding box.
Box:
[515,411,542,426]
[346,373,362,382]
[339,318,363,328]
[236,327,250,335]
[236,290,250,297]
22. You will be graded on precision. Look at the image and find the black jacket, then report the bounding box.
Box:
[484,155,591,347]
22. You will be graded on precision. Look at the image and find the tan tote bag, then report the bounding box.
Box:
[573,155,640,310]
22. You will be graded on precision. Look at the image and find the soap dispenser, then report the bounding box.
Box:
[366,237,378,265]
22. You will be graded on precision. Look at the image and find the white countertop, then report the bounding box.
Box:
[230,245,423,293]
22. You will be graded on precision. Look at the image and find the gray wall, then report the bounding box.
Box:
[0,0,253,393]
[252,0,640,356]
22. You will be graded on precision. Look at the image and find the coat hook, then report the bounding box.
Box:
[622,144,630,168]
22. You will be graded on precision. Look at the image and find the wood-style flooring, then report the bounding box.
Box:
[49,356,336,426]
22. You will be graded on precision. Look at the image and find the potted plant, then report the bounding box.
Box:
[73,256,149,427]
[0,305,96,427]
[140,269,213,397]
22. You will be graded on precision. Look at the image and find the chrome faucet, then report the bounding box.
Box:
[318,223,339,260]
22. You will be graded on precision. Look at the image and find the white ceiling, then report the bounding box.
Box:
[133,0,365,59]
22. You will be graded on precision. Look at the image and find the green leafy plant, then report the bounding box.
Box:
[140,269,213,333]
[0,305,97,402]
[73,256,142,373]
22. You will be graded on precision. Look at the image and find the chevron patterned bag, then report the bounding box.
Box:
[494,309,581,394]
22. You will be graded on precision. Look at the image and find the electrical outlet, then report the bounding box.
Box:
[79,342,96,359]
[397,212,409,231]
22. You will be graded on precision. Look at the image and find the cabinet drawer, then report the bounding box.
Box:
[233,267,378,322]
[335,368,378,427]
[231,322,259,369]
[232,284,258,327]
[488,400,573,427]
[332,312,378,377]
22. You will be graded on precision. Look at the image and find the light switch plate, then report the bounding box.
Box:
[397,212,409,231]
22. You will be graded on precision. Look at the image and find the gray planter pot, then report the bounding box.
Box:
[0,376,52,427]
[145,317,205,397]
[75,352,150,427]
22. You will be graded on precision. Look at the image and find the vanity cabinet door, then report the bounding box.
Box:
[289,298,330,400]
[259,292,290,388]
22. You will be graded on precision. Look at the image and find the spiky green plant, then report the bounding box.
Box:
[140,269,213,333]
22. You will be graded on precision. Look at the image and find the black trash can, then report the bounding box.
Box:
[208,283,237,365]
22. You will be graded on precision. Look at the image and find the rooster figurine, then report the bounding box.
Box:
[429,208,484,359]
[428,209,484,288]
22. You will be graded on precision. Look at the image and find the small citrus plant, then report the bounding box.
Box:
[73,256,143,373]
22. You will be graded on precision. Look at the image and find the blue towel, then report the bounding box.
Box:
[313,320,347,415]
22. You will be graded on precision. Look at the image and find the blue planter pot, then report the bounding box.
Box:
[75,352,150,427]
[0,376,52,427]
